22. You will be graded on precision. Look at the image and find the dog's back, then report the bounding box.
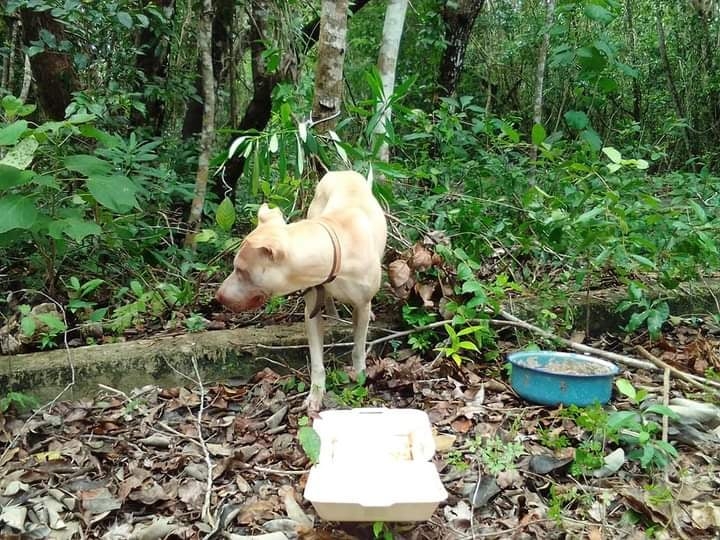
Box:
[307,171,387,260]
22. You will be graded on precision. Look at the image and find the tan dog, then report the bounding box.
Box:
[215,171,387,411]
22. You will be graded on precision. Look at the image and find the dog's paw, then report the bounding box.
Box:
[304,387,325,414]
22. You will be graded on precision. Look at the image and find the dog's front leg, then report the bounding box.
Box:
[351,301,372,373]
[304,292,325,412]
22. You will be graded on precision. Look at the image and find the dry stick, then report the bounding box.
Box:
[499,310,720,394]
[634,345,720,392]
[190,355,214,529]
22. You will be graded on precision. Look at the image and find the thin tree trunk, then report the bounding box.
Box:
[19,54,31,102]
[19,9,79,119]
[655,10,691,157]
[311,0,349,136]
[438,0,485,97]
[2,18,19,93]
[182,0,234,139]
[624,0,641,122]
[530,0,554,167]
[374,0,409,163]
[184,0,216,248]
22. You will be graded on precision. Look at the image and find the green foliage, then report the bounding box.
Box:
[372,521,394,540]
[297,416,321,464]
[326,369,369,408]
[401,306,437,352]
[0,391,39,413]
[561,381,680,473]
[474,436,525,474]
[617,282,670,339]
[537,427,571,450]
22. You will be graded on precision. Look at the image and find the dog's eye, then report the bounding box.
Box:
[235,268,249,279]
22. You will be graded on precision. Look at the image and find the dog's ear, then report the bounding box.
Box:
[257,203,285,224]
[258,243,284,261]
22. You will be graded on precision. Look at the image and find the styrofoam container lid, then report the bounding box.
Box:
[313,408,436,463]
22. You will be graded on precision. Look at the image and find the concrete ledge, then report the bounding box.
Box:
[0,322,356,402]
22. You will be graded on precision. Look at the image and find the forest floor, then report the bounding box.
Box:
[1,315,719,539]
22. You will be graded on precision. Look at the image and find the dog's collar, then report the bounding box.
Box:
[316,219,341,284]
[305,220,341,319]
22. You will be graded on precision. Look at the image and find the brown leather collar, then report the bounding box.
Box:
[306,220,341,319]
[316,220,341,284]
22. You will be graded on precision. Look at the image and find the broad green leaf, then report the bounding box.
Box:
[531,123,546,146]
[116,11,134,28]
[86,175,139,213]
[615,379,636,401]
[602,147,622,163]
[2,95,24,117]
[136,13,149,27]
[0,194,38,233]
[564,110,589,130]
[20,316,36,337]
[634,159,649,170]
[646,304,669,337]
[575,205,604,224]
[298,426,321,464]
[584,4,615,24]
[60,217,102,242]
[65,154,113,176]
[0,120,28,145]
[0,164,34,190]
[67,113,97,124]
[628,253,656,269]
[580,129,602,151]
[195,229,217,243]
[0,136,39,169]
[216,197,236,232]
[644,404,680,420]
[298,120,308,142]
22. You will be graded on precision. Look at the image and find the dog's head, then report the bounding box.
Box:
[215,204,288,312]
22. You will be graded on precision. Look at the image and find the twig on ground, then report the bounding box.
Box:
[253,465,309,476]
[635,345,720,392]
[190,356,214,528]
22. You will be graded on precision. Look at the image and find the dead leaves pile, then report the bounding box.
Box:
[0,343,719,539]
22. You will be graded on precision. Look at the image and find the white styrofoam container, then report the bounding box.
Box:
[303,408,448,522]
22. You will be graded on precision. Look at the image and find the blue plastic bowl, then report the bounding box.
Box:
[507,351,619,407]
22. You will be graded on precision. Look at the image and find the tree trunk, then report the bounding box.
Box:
[438,0,485,97]
[655,10,691,157]
[184,0,216,249]
[374,0,409,163]
[311,0,349,136]
[530,0,554,168]
[19,9,79,119]
[182,0,234,139]
[624,0,642,122]
[132,0,175,133]
[2,18,19,93]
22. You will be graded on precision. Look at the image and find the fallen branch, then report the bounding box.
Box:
[499,310,720,394]
[635,345,718,393]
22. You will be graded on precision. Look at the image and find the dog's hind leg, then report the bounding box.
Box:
[324,295,338,319]
[304,291,326,412]
[351,301,372,373]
